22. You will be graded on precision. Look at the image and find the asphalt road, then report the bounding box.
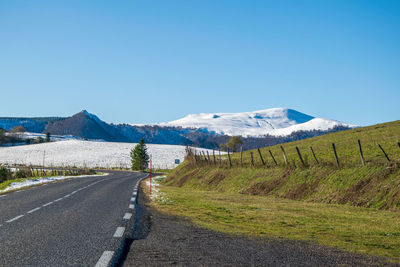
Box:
[0,171,147,266]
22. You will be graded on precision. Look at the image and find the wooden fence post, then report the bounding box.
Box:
[398,142,400,149]
[227,148,232,167]
[240,146,243,167]
[378,144,390,162]
[310,146,319,164]
[202,151,208,163]
[269,150,278,165]
[194,151,198,164]
[219,150,222,165]
[358,140,365,166]
[280,146,288,166]
[207,151,211,164]
[250,152,254,166]
[332,143,340,167]
[257,148,265,165]
[295,147,306,167]
[213,150,216,165]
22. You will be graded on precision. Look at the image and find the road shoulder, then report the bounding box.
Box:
[123,183,394,267]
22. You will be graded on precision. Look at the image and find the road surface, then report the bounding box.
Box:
[0,171,146,266]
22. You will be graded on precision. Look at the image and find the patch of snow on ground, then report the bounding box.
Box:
[146,176,167,202]
[0,173,109,193]
[0,140,213,169]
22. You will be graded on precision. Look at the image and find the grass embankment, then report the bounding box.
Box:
[152,120,400,262]
[165,120,400,210]
[153,186,400,262]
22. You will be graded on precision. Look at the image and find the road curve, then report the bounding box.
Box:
[0,171,147,266]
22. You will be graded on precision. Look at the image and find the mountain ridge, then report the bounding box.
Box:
[158,107,354,137]
[0,108,354,149]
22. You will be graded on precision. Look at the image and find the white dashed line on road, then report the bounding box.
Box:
[42,202,53,207]
[1,178,110,226]
[123,213,132,220]
[95,251,114,267]
[130,197,135,202]
[6,215,24,223]
[27,207,41,214]
[113,227,125,238]
[129,204,134,209]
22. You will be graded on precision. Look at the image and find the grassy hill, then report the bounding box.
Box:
[150,121,400,262]
[165,120,400,210]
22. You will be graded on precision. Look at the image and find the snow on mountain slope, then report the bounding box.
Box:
[160,108,354,137]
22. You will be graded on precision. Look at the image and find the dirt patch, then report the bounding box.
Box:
[386,190,400,210]
[337,168,399,208]
[206,171,227,186]
[243,178,284,195]
[284,181,319,200]
[166,169,202,187]
[242,169,292,196]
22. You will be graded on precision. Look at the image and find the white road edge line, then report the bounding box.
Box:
[123,213,132,220]
[6,215,24,223]
[27,207,41,214]
[54,198,63,202]
[113,227,125,238]
[95,251,114,267]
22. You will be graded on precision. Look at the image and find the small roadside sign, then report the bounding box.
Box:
[175,159,180,164]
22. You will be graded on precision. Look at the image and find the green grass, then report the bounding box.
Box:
[232,120,400,167]
[165,120,400,210]
[153,185,400,263]
[156,120,400,262]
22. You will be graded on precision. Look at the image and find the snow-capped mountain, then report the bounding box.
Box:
[0,108,355,150]
[160,108,354,137]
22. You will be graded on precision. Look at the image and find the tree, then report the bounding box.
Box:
[226,136,243,152]
[11,126,26,133]
[130,139,149,171]
[45,132,51,142]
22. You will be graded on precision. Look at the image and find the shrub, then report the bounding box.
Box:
[0,166,11,182]
[15,169,29,178]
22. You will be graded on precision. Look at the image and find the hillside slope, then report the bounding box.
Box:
[165,120,400,210]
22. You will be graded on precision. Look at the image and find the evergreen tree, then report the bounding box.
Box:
[130,139,149,171]
[45,132,51,142]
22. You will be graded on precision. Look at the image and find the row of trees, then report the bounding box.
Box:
[1,126,52,145]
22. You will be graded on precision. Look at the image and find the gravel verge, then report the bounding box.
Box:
[123,186,397,267]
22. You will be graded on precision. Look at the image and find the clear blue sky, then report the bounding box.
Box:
[0,0,399,126]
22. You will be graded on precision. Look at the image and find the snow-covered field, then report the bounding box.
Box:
[0,140,211,169]
[0,173,108,193]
